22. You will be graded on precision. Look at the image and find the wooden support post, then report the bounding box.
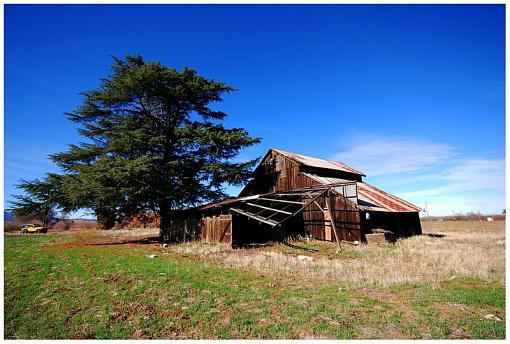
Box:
[325,192,341,250]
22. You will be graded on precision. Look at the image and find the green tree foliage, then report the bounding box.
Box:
[8,174,69,227]
[46,55,260,237]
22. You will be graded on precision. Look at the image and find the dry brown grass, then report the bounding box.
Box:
[96,227,159,238]
[4,221,23,232]
[52,220,98,231]
[169,220,505,289]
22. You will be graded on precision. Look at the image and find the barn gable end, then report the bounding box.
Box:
[239,148,363,196]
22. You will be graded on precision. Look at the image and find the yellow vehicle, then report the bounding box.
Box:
[20,224,48,234]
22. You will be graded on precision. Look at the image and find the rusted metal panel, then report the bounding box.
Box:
[356,183,422,212]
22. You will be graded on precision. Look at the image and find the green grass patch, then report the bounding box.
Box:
[4,234,505,339]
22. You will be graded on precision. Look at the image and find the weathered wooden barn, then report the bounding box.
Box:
[167,148,422,245]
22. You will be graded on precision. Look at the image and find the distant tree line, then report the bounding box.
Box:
[9,55,260,240]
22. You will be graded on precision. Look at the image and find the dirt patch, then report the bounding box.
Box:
[357,324,407,339]
[110,300,158,325]
[288,297,311,308]
[357,289,402,303]
[74,323,94,339]
[46,235,160,252]
[357,325,382,338]
[131,329,150,339]
[219,309,235,325]
[103,274,135,284]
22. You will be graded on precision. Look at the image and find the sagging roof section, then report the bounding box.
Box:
[272,148,366,176]
[302,173,422,213]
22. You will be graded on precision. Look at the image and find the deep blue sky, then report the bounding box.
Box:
[5,4,505,216]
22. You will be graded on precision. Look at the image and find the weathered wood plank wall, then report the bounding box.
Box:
[302,194,361,242]
[162,217,201,242]
[241,152,362,242]
[201,214,232,244]
[241,152,319,196]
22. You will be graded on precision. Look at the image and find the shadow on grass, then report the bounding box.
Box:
[422,233,446,238]
[282,241,319,253]
[78,236,160,246]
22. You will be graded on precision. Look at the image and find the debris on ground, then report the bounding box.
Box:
[451,328,471,339]
[452,303,469,311]
[131,329,149,339]
[147,255,157,259]
[484,314,503,321]
[297,255,313,261]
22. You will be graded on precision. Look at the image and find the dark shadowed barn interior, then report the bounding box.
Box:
[168,148,422,245]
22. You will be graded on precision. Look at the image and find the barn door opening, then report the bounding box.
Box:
[201,215,232,244]
[218,215,232,243]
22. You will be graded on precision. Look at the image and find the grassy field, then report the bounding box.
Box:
[4,221,505,339]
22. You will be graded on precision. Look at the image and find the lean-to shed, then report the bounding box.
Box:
[167,148,422,245]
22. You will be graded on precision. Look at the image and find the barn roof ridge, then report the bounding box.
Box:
[270,148,366,176]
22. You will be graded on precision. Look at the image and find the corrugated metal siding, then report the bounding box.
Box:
[357,183,422,212]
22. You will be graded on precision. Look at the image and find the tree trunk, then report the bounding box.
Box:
[159,213,171,242]
[159,202,173,242]
[96,208,116,230]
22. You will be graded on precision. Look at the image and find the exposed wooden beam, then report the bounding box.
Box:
[271,192,319,197]
[230,208,278,227]
[245,202,293,215]
[257,197,304,205]
[276,188,331,226]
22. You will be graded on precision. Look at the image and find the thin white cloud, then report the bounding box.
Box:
[331,135,455,177]
[5,155,55,178]
[413,193,506,217]
[398,158,505,198]
[331,134,505,215]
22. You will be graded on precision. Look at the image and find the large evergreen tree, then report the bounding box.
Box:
[48,55,260,239]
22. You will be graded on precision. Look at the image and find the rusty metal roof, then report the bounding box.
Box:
[302,173,421,213]
[272,148,365,176]
[356,182,422,213]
